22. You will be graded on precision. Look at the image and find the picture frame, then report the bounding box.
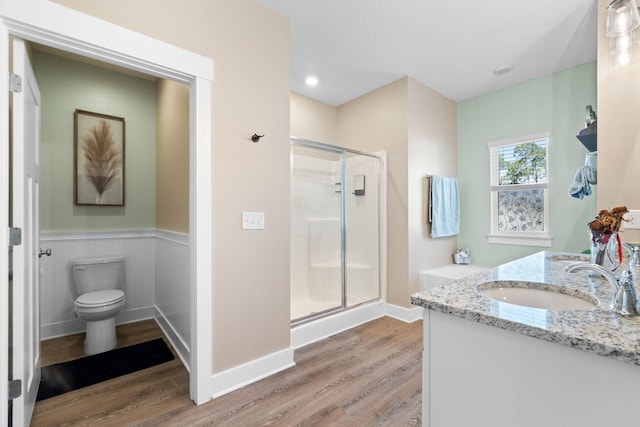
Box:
[74,109,125,206]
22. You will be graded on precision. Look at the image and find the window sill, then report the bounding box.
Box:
[487,234,552,247]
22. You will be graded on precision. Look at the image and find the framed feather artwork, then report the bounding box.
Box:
[74,109,125,206]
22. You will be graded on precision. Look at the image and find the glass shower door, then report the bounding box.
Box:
[290,144,343,321]
[344,152,380,307]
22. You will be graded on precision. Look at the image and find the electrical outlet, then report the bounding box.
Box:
[242,211,265,230]
[624,210,640,230]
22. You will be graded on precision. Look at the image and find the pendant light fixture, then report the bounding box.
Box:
[607,0,640,68]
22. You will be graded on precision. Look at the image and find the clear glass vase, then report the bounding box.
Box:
[589,230,620,272]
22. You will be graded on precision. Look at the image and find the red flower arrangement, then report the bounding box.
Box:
[588,206,629,267]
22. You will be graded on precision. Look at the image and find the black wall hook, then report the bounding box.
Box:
[251,133,264,143]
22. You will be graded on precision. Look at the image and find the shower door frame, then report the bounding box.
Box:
[290,137,387,325]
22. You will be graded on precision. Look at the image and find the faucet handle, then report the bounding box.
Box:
[631,246,640,267]
[612,266,640,316]
[618,267,633,287]
[621,243,640,267]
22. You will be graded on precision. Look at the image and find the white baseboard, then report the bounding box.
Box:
[210,347,295,400]
[41,318,85,340]
[384,303,423,323]
[207,301,417,402]
[154,305,190,371]
[291,300,385,349]
[40,306,157,341]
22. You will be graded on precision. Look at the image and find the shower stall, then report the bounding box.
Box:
[290,138,384,324]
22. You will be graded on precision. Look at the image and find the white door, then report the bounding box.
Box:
[10,37,41,427]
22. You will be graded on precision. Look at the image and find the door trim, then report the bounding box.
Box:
[0,0,214,416]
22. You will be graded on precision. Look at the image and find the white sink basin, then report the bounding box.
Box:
[477,282,597,311]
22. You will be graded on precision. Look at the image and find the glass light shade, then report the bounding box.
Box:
[611,45,638,68]
[609,31,635,54]
[607,0,640,37]
[608,28,640,68]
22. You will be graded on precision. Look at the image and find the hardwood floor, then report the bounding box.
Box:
[32,316,422,426]
[32,319,191,427]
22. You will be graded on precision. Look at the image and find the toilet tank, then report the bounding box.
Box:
[71,256,125,295]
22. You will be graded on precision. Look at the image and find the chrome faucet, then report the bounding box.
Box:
[622,242,640,267]
[566,262,640,316]
[622,243,640,272]
[622,242,640,295]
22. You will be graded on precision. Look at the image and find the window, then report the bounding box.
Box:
[488,133,551,246]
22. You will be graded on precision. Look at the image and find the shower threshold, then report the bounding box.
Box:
[290,297,380,327]
[290,300,385,349]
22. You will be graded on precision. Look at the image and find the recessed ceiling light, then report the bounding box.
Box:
[305,75,319,86]
[492,65,513,76]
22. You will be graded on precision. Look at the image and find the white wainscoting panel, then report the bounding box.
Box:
[155,229,190,366]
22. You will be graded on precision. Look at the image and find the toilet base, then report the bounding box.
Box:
[83,316,117,355]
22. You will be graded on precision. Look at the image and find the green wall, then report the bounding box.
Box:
[33,51,157,231]
[458,61,597,266]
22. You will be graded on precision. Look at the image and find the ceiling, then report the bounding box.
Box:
[255,0,598,106]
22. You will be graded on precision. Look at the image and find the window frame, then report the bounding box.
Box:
[487,132,552,247]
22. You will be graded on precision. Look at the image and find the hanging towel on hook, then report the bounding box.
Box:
[569,152,597,200]
[429,176,460,238]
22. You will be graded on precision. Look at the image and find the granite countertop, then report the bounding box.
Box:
[411,251,640,367]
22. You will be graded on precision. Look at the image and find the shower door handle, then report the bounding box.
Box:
[38,248,52,258]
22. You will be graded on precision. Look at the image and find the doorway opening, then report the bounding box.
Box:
[1,5,213,425]
[28,43,190,414]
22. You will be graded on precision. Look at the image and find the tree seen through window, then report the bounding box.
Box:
[498,141,546,185]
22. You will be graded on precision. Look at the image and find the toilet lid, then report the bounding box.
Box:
[76,290,125,307]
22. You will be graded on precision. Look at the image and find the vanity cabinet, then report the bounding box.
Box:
[412,251,640,427]
[423,309,640,427]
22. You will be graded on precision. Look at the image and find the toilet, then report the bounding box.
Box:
[71,256,126,355]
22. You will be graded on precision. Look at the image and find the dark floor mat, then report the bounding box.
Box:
[37,338,174,401]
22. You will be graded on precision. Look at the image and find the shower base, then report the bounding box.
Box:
[290,300,384,349]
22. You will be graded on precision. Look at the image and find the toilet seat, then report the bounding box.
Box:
[76,290,125,308]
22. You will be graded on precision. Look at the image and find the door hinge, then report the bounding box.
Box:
[8,227,22,247]
[9,73,22,93]
[8,380,21,400]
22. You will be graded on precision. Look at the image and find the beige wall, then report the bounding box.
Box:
[54,0,291,372]
[597,0,640,243]
[337,78,410,306]
[290,92,338,144]
[156,79,189,233]
[407,77,458,298]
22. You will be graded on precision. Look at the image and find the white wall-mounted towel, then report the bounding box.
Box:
[429,176,460,238]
